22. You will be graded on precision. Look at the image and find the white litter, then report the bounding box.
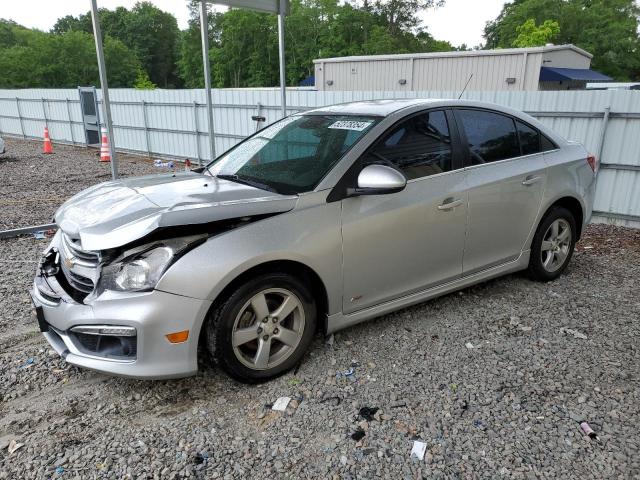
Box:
[465,342,475,349]
[560,327,588,340]
[7,439,24,455]
[410,440,427,460]
[272,397,291,412]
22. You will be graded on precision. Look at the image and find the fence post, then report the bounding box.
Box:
[16,98,25,139]
[596,106,611,163]
[193,101,201,166]
[41,98,49,131]
[142,100,151,157]
[66,98,75,145]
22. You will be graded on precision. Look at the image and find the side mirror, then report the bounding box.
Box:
[348,164,407,196]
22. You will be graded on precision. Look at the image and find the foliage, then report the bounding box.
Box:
[177,0,455,88]
[52,2,181,87]
[133,69,157,89]
[0,20,139,88]
[512,19,560,47]
[484,0,640,80]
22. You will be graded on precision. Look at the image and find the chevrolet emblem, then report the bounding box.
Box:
[64,256,75,269]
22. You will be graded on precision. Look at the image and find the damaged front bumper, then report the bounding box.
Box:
[31,237,212,379]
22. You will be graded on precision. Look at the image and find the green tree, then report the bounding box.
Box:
[134,69,157,89]
[484,0,640,80]
[52,2,181,87]
[0,20,140,88]
[512,18,560,47]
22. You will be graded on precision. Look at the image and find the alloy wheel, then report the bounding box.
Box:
[540,218,572,273]
[231,288,305,370]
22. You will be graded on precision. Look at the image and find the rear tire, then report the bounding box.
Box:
[205,272,316,383]
[527,206,576,282]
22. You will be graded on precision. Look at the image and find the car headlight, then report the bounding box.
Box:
[98,235,206,293]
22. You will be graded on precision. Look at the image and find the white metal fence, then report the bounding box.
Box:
[0,88,638,227]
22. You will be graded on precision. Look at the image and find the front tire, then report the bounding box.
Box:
[205,273,317,383]
[527,206,576,282]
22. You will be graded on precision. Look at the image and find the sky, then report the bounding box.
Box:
[1,0,507,48]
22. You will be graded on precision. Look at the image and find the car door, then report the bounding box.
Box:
[453,109,549,275]
[340,109,467,314]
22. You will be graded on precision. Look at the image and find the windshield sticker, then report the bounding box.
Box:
[328,120,373,131]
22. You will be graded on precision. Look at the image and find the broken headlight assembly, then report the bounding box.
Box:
[98,235,206,293]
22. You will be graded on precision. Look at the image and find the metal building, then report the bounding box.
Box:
[313,44,611,92]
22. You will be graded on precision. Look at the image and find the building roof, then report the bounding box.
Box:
[313,44,592,64]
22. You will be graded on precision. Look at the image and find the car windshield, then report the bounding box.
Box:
[205,114,379,194]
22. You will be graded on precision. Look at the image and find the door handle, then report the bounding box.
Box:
[437,198,463,211]
[522,175,542,186]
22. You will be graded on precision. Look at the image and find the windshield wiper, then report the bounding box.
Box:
[216,174,279,194]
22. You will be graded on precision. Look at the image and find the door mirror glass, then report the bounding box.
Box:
[351,164,406,196]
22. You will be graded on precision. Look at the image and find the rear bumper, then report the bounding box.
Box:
[31,277,212,379]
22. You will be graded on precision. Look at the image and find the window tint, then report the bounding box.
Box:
[366,110,452,180]
[516,120,540,156]
[540,134,556,152]
[457,109,520,164]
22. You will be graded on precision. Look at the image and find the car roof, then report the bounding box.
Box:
[304,98,567,146]
[305,98,519,118]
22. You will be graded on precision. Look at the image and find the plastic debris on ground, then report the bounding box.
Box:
[7,439,24,454]
[560,327,588,339]
[351,428,366,441]
[21,358,35,368]
[465,342,475,349]
[580,421,600,442]
[325,333,334,348]
[154,159,175,169]
[358,407,379,421]
[271,396,291,412]
[410,440,427,460]
[55,466,64,474]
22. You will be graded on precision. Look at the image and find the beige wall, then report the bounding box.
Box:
[315,48,592,92]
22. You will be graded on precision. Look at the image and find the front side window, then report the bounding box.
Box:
[206,115,378,194]
[365,110,452,180]
[457,109,520,164]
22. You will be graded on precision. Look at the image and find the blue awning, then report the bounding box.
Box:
[540,67,612,82]
[299,75,315,87]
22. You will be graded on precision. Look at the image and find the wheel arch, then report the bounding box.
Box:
[544,196,585,240]
[198,260,330,351]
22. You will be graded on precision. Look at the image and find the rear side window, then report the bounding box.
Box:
[366,110,452,180]
[516,120,540,155]
[457,109,520,164]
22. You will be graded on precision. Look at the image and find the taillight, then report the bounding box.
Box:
[586,154,597,172]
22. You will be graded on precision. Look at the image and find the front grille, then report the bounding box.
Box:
[58,234,101,300]
[62,234,100,267]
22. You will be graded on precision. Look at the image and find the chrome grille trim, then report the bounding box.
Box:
[59,233,101,296]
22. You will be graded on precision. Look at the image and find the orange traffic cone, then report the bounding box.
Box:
[43,127,53,154]
[99,127,111,162]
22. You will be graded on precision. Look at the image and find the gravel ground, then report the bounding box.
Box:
[0,139,639,479]
[0,137,160,230]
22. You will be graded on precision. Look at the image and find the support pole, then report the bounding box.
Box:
[193,101,201,165]
[277,0,287,118]
[66,98,75,144]
[16,98,25,139]
[90,0,118,180]
[142,100,151,157]
[200,0,216,163]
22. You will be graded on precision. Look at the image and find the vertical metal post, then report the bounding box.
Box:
[200,0,216,164]
[65,98,75,144]
[90,0,118,180]
[597,106,611,163]
[193,101,201,165]
[142,100,151,157]
[15,98,25,139]
[277,0,287,118]
[41,98,49,130]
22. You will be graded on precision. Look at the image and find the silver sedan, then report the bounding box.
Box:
[31,99,596,382]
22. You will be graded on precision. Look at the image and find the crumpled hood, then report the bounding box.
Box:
[55,172,297,251]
